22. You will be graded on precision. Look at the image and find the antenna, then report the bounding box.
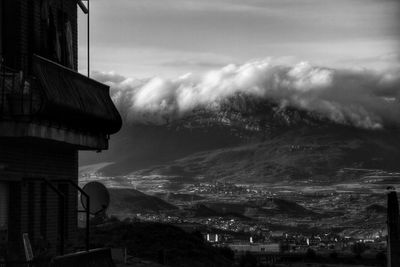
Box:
[87,0,90,77]
[81,181,110,215]
[78,0,90,77]
[77,1,88,13]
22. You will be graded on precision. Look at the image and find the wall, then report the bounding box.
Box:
[0,138,79,260]
[3,0,78,71]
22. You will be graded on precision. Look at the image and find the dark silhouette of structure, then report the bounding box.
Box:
[387,188,400,267]
[0,0,121,263]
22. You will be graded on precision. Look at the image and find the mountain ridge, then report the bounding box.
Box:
[80,94,400,183]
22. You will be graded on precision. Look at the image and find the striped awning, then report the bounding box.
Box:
[32,55,122,134]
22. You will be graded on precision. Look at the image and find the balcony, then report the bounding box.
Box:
[0,54,122,149]
[0,58,42,118]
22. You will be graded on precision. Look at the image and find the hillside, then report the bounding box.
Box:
[111,125,400,185]
[203,198,317,219]
[365,204,387,214]
[108,188,178,215]
[80,95,400,184]
[86,221,234,267]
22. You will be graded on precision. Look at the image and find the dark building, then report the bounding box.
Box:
[0,0,121,263]
[387,189,400,267]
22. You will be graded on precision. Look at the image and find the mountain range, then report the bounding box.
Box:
[80,94,400,185]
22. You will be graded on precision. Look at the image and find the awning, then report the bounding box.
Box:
[32,55,122,134]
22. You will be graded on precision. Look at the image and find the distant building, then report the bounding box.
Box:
[205,233,219,243]
[0,0,121,263]
[387,189,400,267]
[270,230,284,239]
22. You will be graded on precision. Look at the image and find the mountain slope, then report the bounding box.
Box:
[108,188,178,214]
[80,95,400,183]
[128,125,400,184]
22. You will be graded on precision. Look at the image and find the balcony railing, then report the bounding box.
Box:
[0,54,121,134]
[0,55,43,118]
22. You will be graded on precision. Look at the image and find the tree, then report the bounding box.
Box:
[376,251,386,266]
[329,251,338,260]
[306,248,316,259]
[351,242,367,258]
[218,247,235,262]
[239,252,257,267]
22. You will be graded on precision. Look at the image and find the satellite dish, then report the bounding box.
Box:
[81,182,110,215]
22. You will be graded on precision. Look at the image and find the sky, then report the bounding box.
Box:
[77,0,400,79]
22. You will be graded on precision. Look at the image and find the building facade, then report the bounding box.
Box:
[0,0,121,262]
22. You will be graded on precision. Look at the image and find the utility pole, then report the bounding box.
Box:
[387,187,400,267]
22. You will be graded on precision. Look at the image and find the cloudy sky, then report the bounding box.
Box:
[78,0,400,78]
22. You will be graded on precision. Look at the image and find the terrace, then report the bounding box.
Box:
[0,54,121,149]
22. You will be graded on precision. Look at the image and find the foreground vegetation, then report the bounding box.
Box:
[79,219,234,267]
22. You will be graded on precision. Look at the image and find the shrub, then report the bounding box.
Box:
[351,242,367,258]
[306,248,316,259]
[329,251,338,260]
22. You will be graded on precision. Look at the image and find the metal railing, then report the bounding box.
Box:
[0,54,43,119]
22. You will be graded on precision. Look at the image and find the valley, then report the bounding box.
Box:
[79,166,399,241]
[79,95,400,255]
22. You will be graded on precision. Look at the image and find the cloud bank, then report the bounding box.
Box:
[94,58,400,129]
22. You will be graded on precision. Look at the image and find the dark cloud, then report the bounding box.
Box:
[94,58,400,129]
